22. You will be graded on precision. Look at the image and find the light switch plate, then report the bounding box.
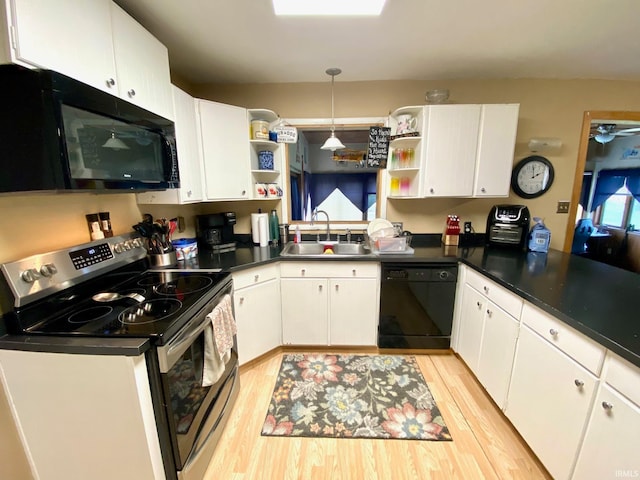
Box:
[557,201,570,214]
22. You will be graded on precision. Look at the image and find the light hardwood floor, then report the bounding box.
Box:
[204,350,551,479]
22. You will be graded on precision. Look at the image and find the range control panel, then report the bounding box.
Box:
[1,233,146,308]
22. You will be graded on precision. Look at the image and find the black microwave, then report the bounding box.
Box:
[0,64,179,193]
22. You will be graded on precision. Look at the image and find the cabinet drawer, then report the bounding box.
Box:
[280,262,378,279]
[464,267,523,318]
[521,302,605,375]
[232,264,279,290]
[604,351,640,406]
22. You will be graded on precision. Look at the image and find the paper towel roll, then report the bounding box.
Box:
[251,213,266,244]
[258,215,269,247]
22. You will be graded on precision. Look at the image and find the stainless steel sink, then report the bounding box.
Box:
[280,241,372,257]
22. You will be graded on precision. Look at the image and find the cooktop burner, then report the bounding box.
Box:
[8,267,230,342]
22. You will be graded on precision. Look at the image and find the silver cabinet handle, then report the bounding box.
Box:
[254,274,259,282]
[127,88,136,97]
[106,78,115,87]
[549,328,559,336]
[602,401,613,410]
[574,379,584,387]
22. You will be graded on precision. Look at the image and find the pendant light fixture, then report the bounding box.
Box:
[321,68,345,151]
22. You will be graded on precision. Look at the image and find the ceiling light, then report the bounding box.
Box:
[594,133,615,144]
[321,68,345,152]
[273,0,386,16]
[102,132,129,150]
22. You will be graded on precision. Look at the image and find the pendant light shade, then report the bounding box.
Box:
[320,68,345,151]
[102,132,129,150]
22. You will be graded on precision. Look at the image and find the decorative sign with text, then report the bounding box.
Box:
[367,126,391,168]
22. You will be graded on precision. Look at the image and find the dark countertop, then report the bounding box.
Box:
[2,239,638,367]
[190,241,639,368]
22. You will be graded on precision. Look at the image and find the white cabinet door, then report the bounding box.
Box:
[198,100,251,201]
[110,3,173,120]
[456,283,487,371]
[137,85,204,205]
[281,278,328,345]
[476,302,519,409]
[329,278,378,346]
[7,0,117,93]
[234,278,281,365]
[473,104,519,197]
[506,325,598,480]
[572,384,640,480]
[421,105,481,197]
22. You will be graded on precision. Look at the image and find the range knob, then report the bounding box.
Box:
[132,238,143,248]
[39,263,58,277]
[21,268,41,283]
[114,243,125,254]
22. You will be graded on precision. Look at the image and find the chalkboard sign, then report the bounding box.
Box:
[367,126,391,168]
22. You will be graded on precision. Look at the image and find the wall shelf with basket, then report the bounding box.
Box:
[248,109,285,201]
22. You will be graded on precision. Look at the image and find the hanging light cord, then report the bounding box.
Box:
[327,67,341,134]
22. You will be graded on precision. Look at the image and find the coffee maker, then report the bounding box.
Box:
[196,212,236,252]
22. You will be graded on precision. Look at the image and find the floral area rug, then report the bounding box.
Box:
[261,353,451,441]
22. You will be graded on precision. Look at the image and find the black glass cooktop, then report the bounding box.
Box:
[7,269,230,342]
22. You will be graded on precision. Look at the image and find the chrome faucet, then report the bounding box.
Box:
[346,228,351,243]
[311,209,331,241]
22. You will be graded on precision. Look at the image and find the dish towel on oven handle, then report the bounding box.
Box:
[202,294,237,387]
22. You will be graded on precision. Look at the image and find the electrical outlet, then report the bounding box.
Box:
[463,221,472,234]
[557,201,570,214]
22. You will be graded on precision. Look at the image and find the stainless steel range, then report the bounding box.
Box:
[0,233,239,480]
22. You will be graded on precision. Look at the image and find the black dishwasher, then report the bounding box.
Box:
[378,263,458,349]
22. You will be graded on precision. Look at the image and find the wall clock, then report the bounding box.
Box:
[511,155,555,198]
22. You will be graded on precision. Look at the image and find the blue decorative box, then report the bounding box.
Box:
[258,150,274,170]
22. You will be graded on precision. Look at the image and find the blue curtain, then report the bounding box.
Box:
[579,172,592,209]
[290,174,301,220]
[309,173,377,212]
[591,170,627,210]
[626,170,640,203]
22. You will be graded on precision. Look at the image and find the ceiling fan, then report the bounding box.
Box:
[590,123,640,144]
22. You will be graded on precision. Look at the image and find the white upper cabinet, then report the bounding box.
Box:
[421,104,482,197]
[137,86,204,205]
[109,2,173,120]
[2,0,173,119]
[473,104,520,197]
[3,0,117,92]
[388,104,519,198]
[197,99,251,201]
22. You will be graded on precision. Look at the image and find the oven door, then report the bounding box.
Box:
[156,280,239,475]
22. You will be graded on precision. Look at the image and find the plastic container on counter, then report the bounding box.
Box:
[172,238,198,261]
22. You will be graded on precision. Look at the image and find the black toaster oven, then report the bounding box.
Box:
[486,205,531,249]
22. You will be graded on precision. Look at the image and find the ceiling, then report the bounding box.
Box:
[115,0,640,85]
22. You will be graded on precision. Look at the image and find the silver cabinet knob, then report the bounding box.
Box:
[127,89,136,97]
[574,379,584,387]
[254,275,259,282]
[301,269,306,276]
[352,269,356,276]
[187,190,192,197]
[239,297,245,305]
[476,301,482,309]
[483,286,489,293]
[318,284,323,292]
[106,78,115,87]
[549,328,559,336]
[335,284,339,292]
[481,187,486,193]
[602,401,613,411]
[39,263,57,277]
[486,309,492,317]
[429,188,434,194]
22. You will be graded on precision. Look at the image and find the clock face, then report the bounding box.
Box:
[511,156,554,198]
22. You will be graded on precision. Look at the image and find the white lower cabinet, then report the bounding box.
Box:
[572,352,640,480]
[280,262,379,346]
[455,267,521,409]
[232,265,281,365]
[505,325,598,480]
